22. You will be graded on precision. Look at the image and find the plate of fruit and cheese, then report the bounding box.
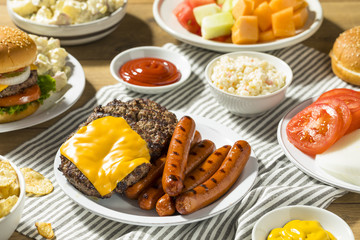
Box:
[153,0,323,52]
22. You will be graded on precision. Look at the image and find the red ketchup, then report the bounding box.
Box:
[119,58,181,87]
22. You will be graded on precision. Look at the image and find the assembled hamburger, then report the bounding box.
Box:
[0,26,55,123]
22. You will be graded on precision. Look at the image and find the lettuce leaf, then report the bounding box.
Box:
[0,75,56,115]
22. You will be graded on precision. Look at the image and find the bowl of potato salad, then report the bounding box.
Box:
[7,0,127,45]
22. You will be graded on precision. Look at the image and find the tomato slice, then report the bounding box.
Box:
[0,84,40,107]
[318,88,360,100]
[318,91,360,133]
[286,103,342,156]
[315,97,352,139]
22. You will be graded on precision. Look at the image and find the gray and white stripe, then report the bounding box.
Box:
[6,43,350,240]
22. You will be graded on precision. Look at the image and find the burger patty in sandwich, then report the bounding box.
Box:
[0,70,37,98]
[59,98,178,198]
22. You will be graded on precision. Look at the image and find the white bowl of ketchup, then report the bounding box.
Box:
[110,46,191,94]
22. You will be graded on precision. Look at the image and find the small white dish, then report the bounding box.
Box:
[277,97,360,193]
[0,54,85,133]
[252,205,355,240]
[110,46,191,94]
[54,112,258,226]
[0,156,26,240]
[153,0,323,52]
[205,51,293,117]
[7,0,127,45]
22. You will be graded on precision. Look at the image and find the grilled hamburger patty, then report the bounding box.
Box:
[59,156,151,198]
[59,98,177,198]
[0,70,37,98]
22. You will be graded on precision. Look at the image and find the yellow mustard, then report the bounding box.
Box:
[60,116,150,196]
[267,220,336,240]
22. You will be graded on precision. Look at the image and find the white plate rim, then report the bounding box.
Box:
[277,97,360,193]
[54,112,259,226]
[0,54,85,133]
[153,0,323,52]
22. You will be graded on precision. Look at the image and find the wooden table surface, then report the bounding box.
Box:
[0,0,359,239]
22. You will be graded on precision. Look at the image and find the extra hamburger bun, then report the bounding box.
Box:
[0,102,39,123]
[0,26,37,73]
[330,26,360,85]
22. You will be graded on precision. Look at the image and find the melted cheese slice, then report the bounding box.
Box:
[60,116,150,196]
[0,84,8,92]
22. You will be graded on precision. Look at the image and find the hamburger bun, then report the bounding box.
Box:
[0,102,39,123]
[330,26,360,85]
[0,26,37,73]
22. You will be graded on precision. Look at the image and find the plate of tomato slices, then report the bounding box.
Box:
[277,88,360,193]
[153,0,323,52]
[0,54,85,133]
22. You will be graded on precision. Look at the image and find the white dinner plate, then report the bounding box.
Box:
[0,54,85,133]
[277,98,360,193]
[153,0,323,52]
[54,112,258,226]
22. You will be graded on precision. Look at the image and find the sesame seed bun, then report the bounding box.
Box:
[330,26,360,86]
[0,101,39,123]
[0,26,37,73]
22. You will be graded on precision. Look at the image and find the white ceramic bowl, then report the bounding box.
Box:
[110,46,191,94]
[252,205,355,240]
[205,51,292,117]
[6,0,127,45]
[0,155,26,240]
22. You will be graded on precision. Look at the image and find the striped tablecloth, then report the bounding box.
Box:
[5,43,350,239]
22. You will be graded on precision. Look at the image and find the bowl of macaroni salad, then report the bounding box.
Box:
[7,0,127,45]
[205,51,293,117]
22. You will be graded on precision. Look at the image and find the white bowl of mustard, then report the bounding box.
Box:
[252,205,354,240]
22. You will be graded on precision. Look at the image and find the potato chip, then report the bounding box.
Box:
[20,168,53,196]
[0,195,18,218]
[0,161,17,187]
[35,222,55,239]
[0,180,19,199]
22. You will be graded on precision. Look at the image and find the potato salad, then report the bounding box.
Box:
[210,55,286,96]
[30,34,70,91]
[9,0,124,25]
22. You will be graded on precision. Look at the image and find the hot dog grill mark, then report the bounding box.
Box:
[169,175,179,181]
[200,184,208,191]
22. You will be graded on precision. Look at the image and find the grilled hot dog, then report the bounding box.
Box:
[156,145,229,216]
[156,194,176,216]
[185,139,216,175]
[163,116,196,196]
[125,155,166,199]
[138,178,164,210]
[183,145,230,192]
[175,140,251,215]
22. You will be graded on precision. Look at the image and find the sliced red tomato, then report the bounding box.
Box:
[286,103,342,156]
[187,0,216,8]
[0,84,40,107]
[315,97,352,139]
[322,94,360,134]
[318,88,360,100]
[173,1,201,34]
